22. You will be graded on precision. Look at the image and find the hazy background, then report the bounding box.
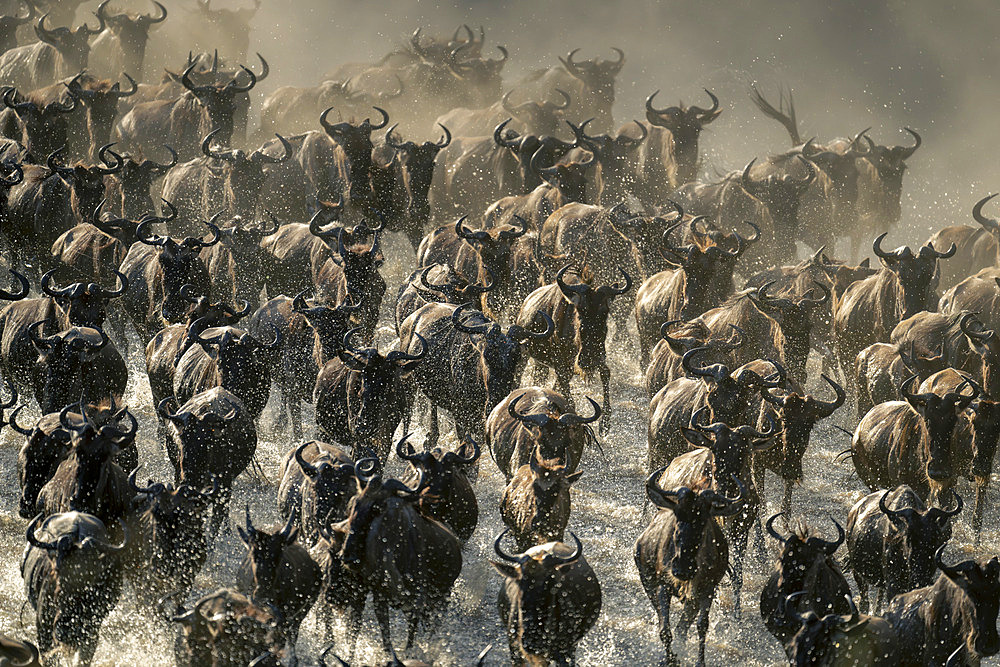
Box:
[88,0,1000,246]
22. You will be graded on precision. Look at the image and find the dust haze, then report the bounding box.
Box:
[127,0,1000,243]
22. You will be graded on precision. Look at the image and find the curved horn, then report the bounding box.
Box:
[690,89,721,120]
[935,544,974,580]
[433,123,451,149]
[395,434,422,464]
[293,442,320,479]
[552,530,583,565]
[8,405,32,436]
[812,374,846,417]
[26,513,59,551]
[252,134,292,164]
[558,396,601,426]
[872,232,896,262]
[898,127,921,160]
[765,512,789,544]
[555,264,589,297]
[972,193,999,232]
[385,332,426,364]
[810,516,846,555]
[367,106,389,130]
[40,269,72,298]
[493,528,525,564]
[99,270,129,299]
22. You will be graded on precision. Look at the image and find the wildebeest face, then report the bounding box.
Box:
[887,253,939,319]
[938,554,1000,656]
[667,489,712,581]
[238,509,297,598]
[158,243,204,322]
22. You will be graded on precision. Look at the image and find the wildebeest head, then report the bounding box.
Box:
[201,129,292,219]
[765,512,847,599]
[555,264,631,371]
[136,203,219,323]
[0,0,34,52]
[65,73,138,160]
[40,267,128,328]
[396,434,480,514]
[873,232,956,319]
[339,328,426,452]
[445,43,508,105]
[95,0,166,61]
[129,467,218,577]
[293,442,359,529]
[337,461,424,569]
[860,128,921,224]
[52,401,136,514]
[414,263,495,308]
[662,220,759,319]
[802,135,867,212]
[935,546,1000,657]
[25,510,126,578]
[683,406,777,498]
[192,324,281,395]
[880,488,962,588]
[331,214,385,290]
[760,374,845,482]
[681,343,785,423]
[568,118,646,197]
[2,88,78,158]
[900,374,978,483]
[384,123,450,226]
[157,396,241,487]
[452,302,553,405]
[47,144,124,221]
[645,471,744,580]
[786,593,870,667]
[499,88,572,138]
[454,213,527,283]
[238,506,299,600]
[958,315,1000,477]
[741,156,816,260]
[494,117,577,191]
[529,143,596,204]
[169,588,283,667]
[113,149,177,218]
[29,324,111,412]
[33,8,105,71]
[507,390,599,464]
[320,105,389,205]
[750,279,830,340]
[181,54,264,146]
[645,89,721,182]
[559,48,626,109]
[292,290,360,362]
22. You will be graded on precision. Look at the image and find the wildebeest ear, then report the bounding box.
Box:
[490,560,519,580]
[859,258,870,269]
[236,525,251,545]
[565,470,583,485]
[680,426,709,449]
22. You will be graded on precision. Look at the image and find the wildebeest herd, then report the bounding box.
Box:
[0,2,995,666]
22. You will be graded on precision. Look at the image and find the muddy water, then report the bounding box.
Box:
[1,249,999,666]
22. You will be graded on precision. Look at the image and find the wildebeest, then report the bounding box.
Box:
[331,462,462,658]
[277,440,358,546]
[123,467,219,598]
[314,328,425,461]
[118,206,220,343]
[834,233,955,390]
[759,513,852,647]
[500,443,582,551]
[852,374,978,504]
[634,470,743,666]
[396,435,480,542]
[28,324,128,415]
[236,507,322,647]
[22,511,126,666]
[784,593,899,667]
[0,0,34,53]
[847,485,962,613]
[88,0,167,80]
[516,264,630,431]
[34,403,136,524]
[0,85,79,161]
[399,301,551,447]
[754,374,845,516]
[883,547,1000,665]
[0,11,106,91]
[168,588,286,667]
[493,529,601,666]
[485,385,599,481]
[637,88,721,196]
[158,386,257,534]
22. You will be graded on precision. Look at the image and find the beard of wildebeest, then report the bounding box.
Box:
[494,119,578,193]
[158,243,211,323]
[47,143,125,223]
[861,129,921,225]
[115,148,177,218]
[740,156,816,266]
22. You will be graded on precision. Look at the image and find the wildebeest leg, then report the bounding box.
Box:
[599,363,612,436]
[405,227,423,254]
[426,404,440,449]
[730,522,749,620]
[531,360,550,386]
[675,596,697,640]
[374,594,395,658]
[345,596,365,663]
[974,479,989,543]
[654,586,677,665]
[695,595,714,667]
[289,389,303,441]
[781,479,794,518]
[405,612,419,649]
[875,586,885,615]
[856,573,871,614]
[208,489,231,540]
